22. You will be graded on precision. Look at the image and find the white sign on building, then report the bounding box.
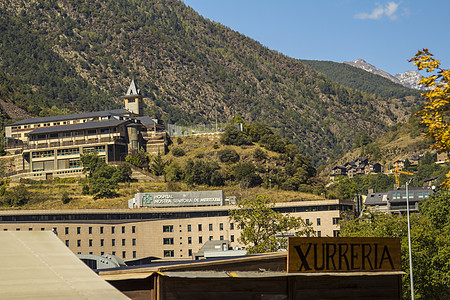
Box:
[128,190,224,208]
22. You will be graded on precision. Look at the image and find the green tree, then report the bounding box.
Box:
[229,195,313,254]
[220,124,252,146]
[3,184,31,206]
[80,153,106,177]
[125,148,149,168]
[253,147,267,161]
[80,154,131,199]
[149,153,168,176]
[171,147,185,157]
[217,148,240,163]
[340,190,450,300]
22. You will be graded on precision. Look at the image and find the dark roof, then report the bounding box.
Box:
[27,119,128,135]
[135,116,156,127]
[364,192,388,206]
[7,109,129,126]
[365,187,434,205]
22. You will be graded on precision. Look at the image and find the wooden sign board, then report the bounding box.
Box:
[287,237,401,273]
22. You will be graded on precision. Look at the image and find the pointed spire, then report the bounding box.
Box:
[126,79,141,96]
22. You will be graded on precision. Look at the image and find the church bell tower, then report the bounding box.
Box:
[124,79,144,116]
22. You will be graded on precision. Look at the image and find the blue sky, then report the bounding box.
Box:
[182,0,450,76]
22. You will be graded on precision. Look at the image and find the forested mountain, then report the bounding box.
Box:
[301,60,421,100]
[0,0,420,162]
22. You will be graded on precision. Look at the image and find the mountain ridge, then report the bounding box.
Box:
[0,0,419,163]
[343,59,424,90]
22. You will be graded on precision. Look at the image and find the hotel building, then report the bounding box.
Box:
[0,199,353,260]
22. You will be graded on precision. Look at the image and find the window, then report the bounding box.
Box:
[199,236,203,244]
[77,240,81,247]
[230,223,234,230]
[28,228,32,231]
[101,252,104,256]
[41,228,45,231]
[317,231,322,237]
[220,236,224,240]
[57,148,79,156]
[219,223,223,231]
[163,238,174,245]
[111,226,115,234]
[89,239,93,247]
[163,225,174,233]
[100,239,104,247]
[112,239,116,247]
[65,240,69,247]
[89,227,92,234]
[132,238,136,246]
[89,252,93,255]
[332,217,340,225]
[231,235,235,242]
[209,224,213,231]
[122,239,126,246]
[187,225,191,232]
[122,251,126,259]
[100,227,104,234]
[418,192,423,198]
[188,249,192,256]
[188,237,192,244]
[164,250,174,257]
[122,226,125,234]
[402,193,407,198]
[77,227,81,234]
[209,236,213,241]
[317,218,321,226]
[305,219,310,225]
[133,251,137,259]
[198,224,202,232]
[333,230,340,237]
[132,226,136,234]
[112,251,116,256]
[65,227,69,235]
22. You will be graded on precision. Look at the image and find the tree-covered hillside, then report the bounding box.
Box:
[301,59,421,100]
[0,0,419,162]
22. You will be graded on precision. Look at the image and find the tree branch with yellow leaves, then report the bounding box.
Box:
[410,49,450,187]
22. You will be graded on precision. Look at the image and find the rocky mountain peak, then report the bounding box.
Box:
[344,59,425,90]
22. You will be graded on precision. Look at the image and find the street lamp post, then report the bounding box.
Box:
[406,178,415,300]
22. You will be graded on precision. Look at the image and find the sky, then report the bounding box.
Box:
[182,0,450,76]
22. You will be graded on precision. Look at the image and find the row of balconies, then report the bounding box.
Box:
[22,136,126,150]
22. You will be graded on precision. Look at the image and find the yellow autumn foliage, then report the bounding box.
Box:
[410,49,450,187]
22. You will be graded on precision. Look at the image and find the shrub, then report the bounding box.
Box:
[61,191,71,204]
[253,148,267,161]
[4,184,31,206]
[172,147,185,157]
[218,148,240,163]
[176,137,183,144]
[220,124,252,146]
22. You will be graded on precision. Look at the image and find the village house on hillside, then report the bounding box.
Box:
[330,158,382,181]
[2,80,168,181]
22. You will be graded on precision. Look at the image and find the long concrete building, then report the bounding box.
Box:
[0,199,353,260]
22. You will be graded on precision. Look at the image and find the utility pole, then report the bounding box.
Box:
[406,178,415,300]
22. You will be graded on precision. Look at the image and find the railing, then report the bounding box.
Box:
[18,137,126,150]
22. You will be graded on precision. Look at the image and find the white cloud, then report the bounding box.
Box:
[355,2,399,20]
